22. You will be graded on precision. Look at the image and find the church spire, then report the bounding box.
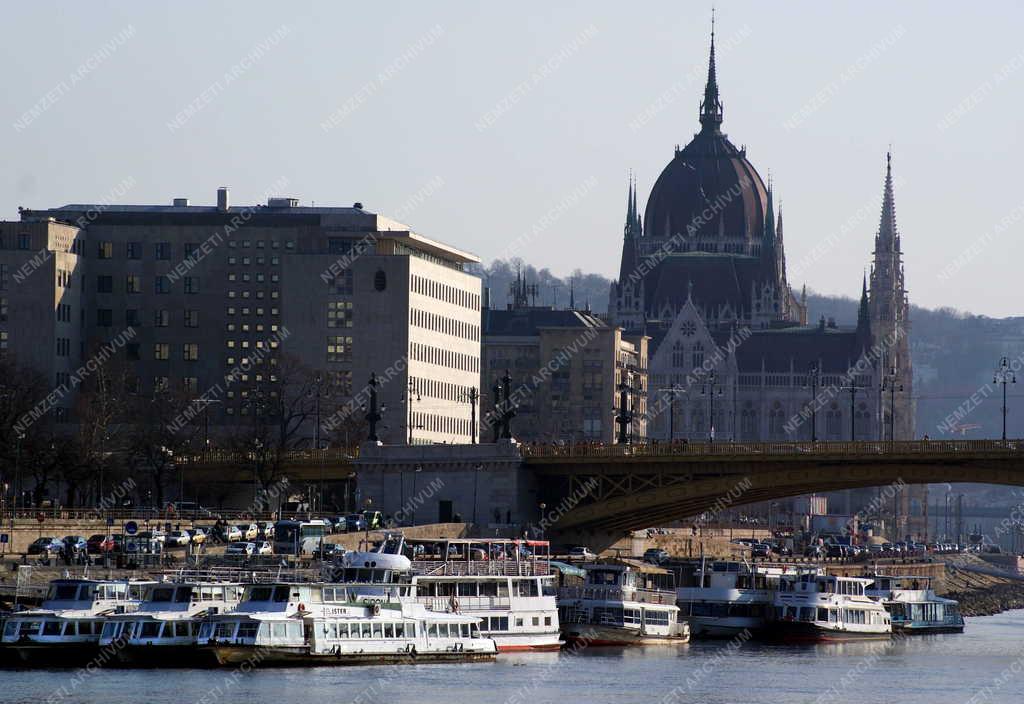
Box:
[624,173,641,238]
[699,9,723,131]
[877,151,898,252]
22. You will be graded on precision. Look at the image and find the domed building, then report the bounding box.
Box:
[609,29,914,452]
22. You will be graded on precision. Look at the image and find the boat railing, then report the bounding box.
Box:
[559,585,676,605]
[162,566,312,584]
[411,559,549,577]
[417,596,513,612]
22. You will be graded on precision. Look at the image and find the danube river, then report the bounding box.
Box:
[6,611,1023,704]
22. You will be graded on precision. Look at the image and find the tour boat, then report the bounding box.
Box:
[677,560,799,638]
[1,579,151,666]
[99,580,244,666]
[557,561,689,646]
[329,534,563,652]
[866,575,964,634]
[196,581,496,666]
[770,570,891,643]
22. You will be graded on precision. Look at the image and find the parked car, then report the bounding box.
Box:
[237,524,258,541]
[100,535,125,553]
[804,544,824,559]
[643,548,670,565]
[62,536,88,554]
[255,540,274,556]
[257,522,275,539]
[568,546,596,560]
[751,543,771,558]
[226,542,257,557]
[826,544,849,559]
[27,537,64,555]
[166,530,191,547]
[224,525,243,542]
[868,544,885,555]
[314,543,345,560]
[344,514,366,532]
[86,534,109,554]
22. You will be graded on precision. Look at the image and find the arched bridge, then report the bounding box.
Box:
[523,440,1024,538]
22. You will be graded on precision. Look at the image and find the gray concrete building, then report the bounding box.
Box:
[4,189,482,447]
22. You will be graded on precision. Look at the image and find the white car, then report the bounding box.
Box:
[256,541,273,556]
[237,524,258,541]
[225,525,243,542]
[226,542,256,556]
[568,546,596,560]
[167,530,191,547]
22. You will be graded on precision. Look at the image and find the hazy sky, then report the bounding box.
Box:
[3,1,1022,316]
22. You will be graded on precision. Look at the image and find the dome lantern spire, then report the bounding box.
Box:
[699,9,723,131]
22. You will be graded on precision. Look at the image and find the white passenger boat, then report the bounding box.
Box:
[866,575,964,634]
[196,581,496,666]
[557,561,689,646]
[330,534,562,652]
[100,580,244,666]
[770,571,891,643]
[677,561,798,638]
[1,579,151,666]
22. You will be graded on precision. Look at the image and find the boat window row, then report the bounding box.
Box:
[5,619,102,638]
[148,585,241,603]
[686,603,767,618]
[104,620,198,639]
[776,606,884,624]
[417,580,538,598]
[47,583,142,602]
[245,586,295,602]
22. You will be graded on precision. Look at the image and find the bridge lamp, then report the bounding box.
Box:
[995,357,1016,443]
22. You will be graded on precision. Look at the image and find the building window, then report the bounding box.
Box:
[97,275,113,293]
[153,376,169,392]
[184,242,198,257]
[154,310,170,327]
[155,275,170,294]
[326,335,352,363]
[155,242,172,260]
[327,300,353,328]
[768,402,786,439]
[0,264,7,291]
[0,331,7,350]
[0,297,6,322]
[184,276,199,294]
[97,241,113,259]
[126,343,141,361]
[691,342,704,370]
[126,309,140,327]
[183,377,198,393]
[126,275,141,294]
[826,403,842,440]
[183,343,199,361]
[671,341,685,368]
[97,309,113,327]
[328,269,353,294]
[154,343,170,360]
[126,242,142,259]
[184,309,199,327]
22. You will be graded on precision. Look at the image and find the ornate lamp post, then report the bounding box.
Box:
[701,370,723,442]
[803,363,820,442]
[994,357,1016,442]
[882,369,903,443]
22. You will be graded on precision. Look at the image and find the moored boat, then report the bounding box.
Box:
[558,561,689,646]
[1,579,151,666]
[677,560,799,638]
[100,580,244,666]
[866,575,964,634]
[770,570,891,643]
[196,581,496,666]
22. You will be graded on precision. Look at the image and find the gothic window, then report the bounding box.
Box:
[825,402,842,440]
[691,342,704,370]
[740,402,758,440]
[768,401,786,439]
[855,402,872,440]
[690,405,705,435]
[672,341,685,368]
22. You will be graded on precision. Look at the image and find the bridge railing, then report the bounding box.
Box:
[521,439,1024,459]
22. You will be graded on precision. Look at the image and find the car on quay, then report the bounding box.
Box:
[62,536,88,555]
[190,528,208,545]
[314,543,345,560]
[568,546,597,560]
[643,548,670,565]
[237,524,258,541]
[166,530,192,547]
[27,537,65,555]
[223,525,243,542]
[86,534,109,554]
[751,542,771,559]
[344,514,366,532]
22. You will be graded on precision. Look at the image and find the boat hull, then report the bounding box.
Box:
[562,625,689,647]
[684,616,766,639]
[10,641,101,667]
[770,622,890,644]
[493,633,563,652]
[117,644,219,668]
[893,622,964,635]
[205,645,496,667]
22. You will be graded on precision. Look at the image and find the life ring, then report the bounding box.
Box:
[372,603,381,616]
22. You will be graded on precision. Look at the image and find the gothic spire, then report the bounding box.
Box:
[857,272,871,340]
[877,151,898,252]
[699,10,723,131]
[763,175,776,242]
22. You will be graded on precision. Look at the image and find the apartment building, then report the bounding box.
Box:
[4,188,481,445]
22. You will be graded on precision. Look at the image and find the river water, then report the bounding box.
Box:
[5,611,1024,704]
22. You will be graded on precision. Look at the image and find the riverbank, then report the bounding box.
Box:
[938,555,1024,616]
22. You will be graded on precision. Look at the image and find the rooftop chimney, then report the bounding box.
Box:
[217,187,229,212]
[173,198,189,207]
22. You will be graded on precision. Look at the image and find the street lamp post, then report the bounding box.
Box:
[841,381,862,441]
[472,464,483,527]
[405,379,422,445]
[14,431,24,517]
[804,364,820,442]
[995,357,1016,442]
[657,386,685,441]
[410,465,423,525]
[882,369,903,443]
[701,371,723,442]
